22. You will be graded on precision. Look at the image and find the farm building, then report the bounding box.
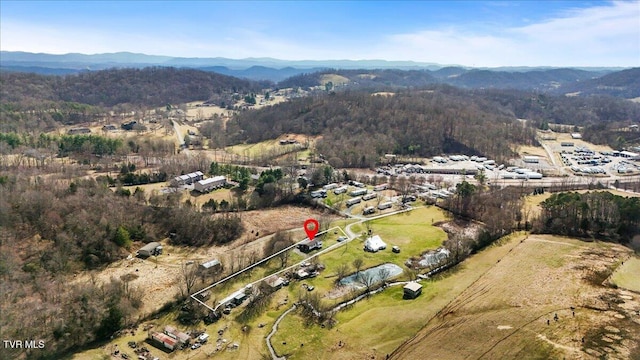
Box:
[403,282,423,299]
[523,156,540,163]
[137,242,162,258]
[364,235,387,252]
[164,325,190,347]
[194,176,226,193]
[149,331,177,351]
[199,259,222,275]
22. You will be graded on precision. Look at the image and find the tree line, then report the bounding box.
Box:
[533,191,640,243]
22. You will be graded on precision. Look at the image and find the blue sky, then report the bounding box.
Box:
[1,1,638,67]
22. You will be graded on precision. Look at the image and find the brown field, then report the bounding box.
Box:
[320,74,350,86]
[70,206,336,318]
[517,144,549,158]
[391,235,639,360]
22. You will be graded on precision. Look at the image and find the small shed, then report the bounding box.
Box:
[199,259,222,275]
[403,282,423,299]
[137,242,162,258]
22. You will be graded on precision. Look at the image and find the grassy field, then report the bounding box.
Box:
[66,205,640,360]
[271,232,529,359]
[610,255,640,292]
[391,235,639,360]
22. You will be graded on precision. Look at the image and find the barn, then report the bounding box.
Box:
[137,242,162,258]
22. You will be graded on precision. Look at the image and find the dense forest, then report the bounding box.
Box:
[0,67,269,107]
[0,175,243,359]
[225,86,638,167]
[533,191,640,242]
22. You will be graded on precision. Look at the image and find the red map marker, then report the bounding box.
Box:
[304,218,319,241]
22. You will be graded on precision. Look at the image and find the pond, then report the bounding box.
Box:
[339,263,403,288]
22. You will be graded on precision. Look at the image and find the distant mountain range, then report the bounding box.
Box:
[1,51,638,98]
[0,51,627,81]
[0,51,447,81]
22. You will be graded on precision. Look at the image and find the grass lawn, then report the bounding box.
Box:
[271,232,528,359]
[610,255,640,292]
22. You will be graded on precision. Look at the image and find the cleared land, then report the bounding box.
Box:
[391,235,639,360]
[610,256,640,293]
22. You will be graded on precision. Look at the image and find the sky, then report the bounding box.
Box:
[1,0,639,67]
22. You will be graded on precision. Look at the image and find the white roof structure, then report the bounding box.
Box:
[364,235,387,252]
[404,282,423,292]
[198,176,226,185]
[200,259,221,269]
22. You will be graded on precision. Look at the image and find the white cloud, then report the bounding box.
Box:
[373,1,640,67]
[1,1,637,66]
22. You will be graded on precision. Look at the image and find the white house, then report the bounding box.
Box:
[364,235,387,252]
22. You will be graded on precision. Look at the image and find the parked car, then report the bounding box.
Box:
[191,343,202,350]
[337,236,347,242]
[392,246,401,253]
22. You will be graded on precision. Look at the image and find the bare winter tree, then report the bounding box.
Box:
[179,261,199,299]
[265,231,294,268]
[334,263,350,286]
[356,271,377,295]
[377,267,391,285]
[352,258,364,276]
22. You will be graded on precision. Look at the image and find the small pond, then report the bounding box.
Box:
[339,263,403,288]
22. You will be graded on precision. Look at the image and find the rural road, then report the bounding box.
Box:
[172,119,186,149]
[266,304,297,360]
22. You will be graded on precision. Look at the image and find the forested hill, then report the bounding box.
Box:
[556,67,640,98]
[0,67,271,107]
[277,68,640,98]
[228,88,538,167]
